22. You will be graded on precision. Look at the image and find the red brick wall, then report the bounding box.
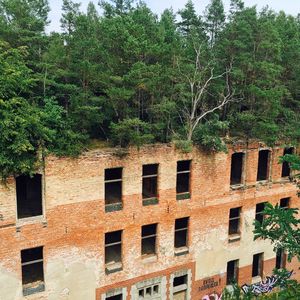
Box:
[0,142,298,300]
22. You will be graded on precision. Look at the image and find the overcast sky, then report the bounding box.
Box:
[47,0,300,32]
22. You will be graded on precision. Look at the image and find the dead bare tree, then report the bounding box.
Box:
[176,44,234,141]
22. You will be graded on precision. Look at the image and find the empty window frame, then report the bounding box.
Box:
[141,224,157,257]
[138,284,160,299]
[280,197,290,210]
[106,295,122,300]
[257,150,270,181]
[174,217,189,249]
[228,207,241,235]
[21,246,45,296]
[230,153,244,185]
[173,275,188,299]
[105,168,122,212]
[16,174,43,219]
[281,147,294,177]
[176,160,191,200]
[142,164,158,205]
[105,230,122,271]
[255,202,266,224]
[275,248,286,269]
[226,259,239,285]
[252,253,264,277]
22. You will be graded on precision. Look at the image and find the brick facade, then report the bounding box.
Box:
[0,142,299,300]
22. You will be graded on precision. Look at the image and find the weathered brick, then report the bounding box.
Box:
[0,142,298,300]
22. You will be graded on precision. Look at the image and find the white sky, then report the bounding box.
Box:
[47,0,300,32]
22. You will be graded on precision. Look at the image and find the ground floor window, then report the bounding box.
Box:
[171,270,191,300]
[103,288,126,300]
[173,275,188,300]
[138,284,160,299]
[132,276,165,300]
[226,259,239,285]
[252,253,264,278]
[21,246,45,296]
[106,295,122,300]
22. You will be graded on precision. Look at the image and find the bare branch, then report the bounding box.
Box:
[176,47,235,140]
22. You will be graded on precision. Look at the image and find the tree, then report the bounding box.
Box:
[205,0,226,46]
[99,0,134,17]
[255,152,300,256]
[0,0,50,67]
[110,118,154,147]
[254,203,300,261]
[178,0,206,40]
[178,0,199,33]
[0,0,300,180]
[215,5,300,146]
[0,40,33,99]
[61,0,81,35]
[0,40,84,180]
[229,0,244,16]
[0,97,84,180]
[216,153,300,298]
[252,153,300,298]
[175,43,234,142]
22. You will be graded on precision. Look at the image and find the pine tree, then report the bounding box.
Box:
[205,0,226,46]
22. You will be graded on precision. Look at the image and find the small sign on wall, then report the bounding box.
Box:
[198,277,220,291]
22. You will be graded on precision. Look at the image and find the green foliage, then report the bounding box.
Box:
[280,154,300,173]
[0,98,85,180]
[110,118,154,148]
[280,153,300,196]
[0,98,47,179]
[100,0,134,17]
[174,139,193,153]
[249,153,300,299]
[254,203,300,262]
[273,278,300,299]
[40,98,86,156]
[205,0,225,44]
[0,40,34,99]
[219,269,300,299]
[178,0,206,40]
[0,0,300,179]
[221,284,252,300]
[193,119,229,152]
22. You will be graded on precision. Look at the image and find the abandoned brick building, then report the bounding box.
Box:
[0,141,299,300]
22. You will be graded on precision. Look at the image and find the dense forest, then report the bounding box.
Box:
[0,0,300,179]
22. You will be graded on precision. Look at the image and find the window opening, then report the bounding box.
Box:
[138,284,160,299]
[138,283,160,299]
[252,253,263,277]
[173,275,187,287]
[16,174,42,219]
[105,168,122,212]
[281,147,294,177]
[230,153,244,185]
[142,164,158,206]
[275,249,286,269]
[280,198,290,210]
[255,202,266,224]
[228,207,241,235]
[106,295,122,300]
[21,246,45,296]
[173,274,188,300]
[141,224,157,257]
[226,260,239,285]
[176,160,191,200]
[105,230,122,272]
[257,150,270,181]
[174,217,189,249]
